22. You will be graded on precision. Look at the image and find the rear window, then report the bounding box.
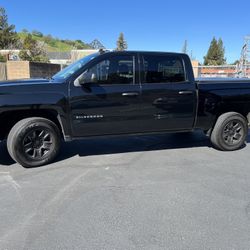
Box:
[142,54,186,83]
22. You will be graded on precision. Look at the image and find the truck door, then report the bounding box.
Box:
[69,53,142,137]
[139,53,197,131]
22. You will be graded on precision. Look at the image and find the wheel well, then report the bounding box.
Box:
[0,109,64,140]
[209,109,250,135]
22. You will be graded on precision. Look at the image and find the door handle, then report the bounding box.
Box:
[178,91,193,95]
[122,92,139,97]
[153,97,166,105]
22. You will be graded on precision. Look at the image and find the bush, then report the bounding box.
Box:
[19,34,49,62]
[0,54,6,62]
[32,30,43,37]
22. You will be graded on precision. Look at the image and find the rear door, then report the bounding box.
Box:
[139,53,197,131]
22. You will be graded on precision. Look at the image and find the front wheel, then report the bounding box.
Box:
[210,112,248,151]
[7,117,61,168]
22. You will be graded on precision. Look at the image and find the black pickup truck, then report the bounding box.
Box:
[0,50,250,167]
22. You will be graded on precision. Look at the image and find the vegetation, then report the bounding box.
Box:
[116,32,127,51]
[18,32,92,52]
[19,34,49,62]
[232,60,240,65]
[0,6,109,63]
[31,30,43,37]
[0,6,94,53]
[0,53,6,62]
[0,7,18,49]
[204,37,226,65]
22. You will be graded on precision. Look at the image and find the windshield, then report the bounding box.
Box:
[53,53,99,80]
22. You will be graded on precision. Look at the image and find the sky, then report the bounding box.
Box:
[1,0,250,63]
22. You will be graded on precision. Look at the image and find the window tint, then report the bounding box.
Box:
[142,55,185,83]
[86,55,134,84]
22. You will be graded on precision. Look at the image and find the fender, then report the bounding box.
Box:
[0,80,71,140]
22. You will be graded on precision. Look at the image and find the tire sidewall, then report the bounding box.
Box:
[11,119,61,167]
[216,115,248,151]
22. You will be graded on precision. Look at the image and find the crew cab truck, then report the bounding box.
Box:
[0,50,250,167]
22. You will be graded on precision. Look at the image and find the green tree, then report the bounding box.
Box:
[19,34,49,62]
[116,32,127,51]
[217,38,226,65]
[73,39,91,49]
[0,7,18,49]
[203,37,226,65]
[232,60,240,65]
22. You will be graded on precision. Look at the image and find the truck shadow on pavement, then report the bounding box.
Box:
[0,131,250,167]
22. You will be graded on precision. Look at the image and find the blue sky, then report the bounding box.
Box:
[2,0,250,63]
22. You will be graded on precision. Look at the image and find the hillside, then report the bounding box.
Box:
[18,32,92,52]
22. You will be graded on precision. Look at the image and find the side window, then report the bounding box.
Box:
[82,55,135,85]
[142,55,186,83]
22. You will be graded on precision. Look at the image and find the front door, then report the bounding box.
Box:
[69,53,142,137]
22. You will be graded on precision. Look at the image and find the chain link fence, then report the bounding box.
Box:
[193,65,250,78]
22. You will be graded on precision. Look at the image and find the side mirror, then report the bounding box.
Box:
[80,72,92,84]
[74,71,97,87]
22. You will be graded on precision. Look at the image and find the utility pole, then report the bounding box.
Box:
[237,36,250,77]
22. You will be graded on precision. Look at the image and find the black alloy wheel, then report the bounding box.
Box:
[23,128,54,160]
[222,120,244,146]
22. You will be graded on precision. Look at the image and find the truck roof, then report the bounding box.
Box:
[99,50,188,56]
[196,77,250,82]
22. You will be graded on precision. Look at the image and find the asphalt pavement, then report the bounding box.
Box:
[0,131,250,250]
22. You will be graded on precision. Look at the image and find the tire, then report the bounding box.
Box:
[210,112,248,151]
[7,117,61,168]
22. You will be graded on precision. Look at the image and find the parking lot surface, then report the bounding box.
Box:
[1,131,250,250]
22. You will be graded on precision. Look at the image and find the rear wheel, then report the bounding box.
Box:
[210,112,248,151]
[7,117,61,168]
